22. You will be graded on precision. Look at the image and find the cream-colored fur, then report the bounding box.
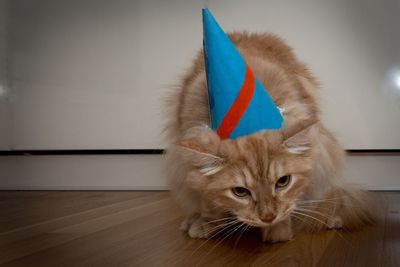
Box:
[164,32,374,242]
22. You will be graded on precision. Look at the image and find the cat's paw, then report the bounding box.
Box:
[179,219,190,231]
[187,218,211,239]
[179,214,199,232]
[261,221,293,243]
[327,216,343,229]
[262,228,293,243]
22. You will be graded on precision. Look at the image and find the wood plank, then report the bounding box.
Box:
[0,191,398,267]
[0,192,166,245]
[0,191,151,232]
[0,193,170,264]
[1,200,181,266]
[383,192,400,266]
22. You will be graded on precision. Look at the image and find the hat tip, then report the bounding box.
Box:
[202,7,211,18]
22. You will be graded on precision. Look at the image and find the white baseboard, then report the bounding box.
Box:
[0,186,169,191]
[0,155,168,190]
[344,154,400,190]
[0,154,399,190]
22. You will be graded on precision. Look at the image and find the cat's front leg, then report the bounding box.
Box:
[326,215,343,229]
[187,216,214,238]
[179,213,200,231]
[261,217,293,243]
[181,211,225,239]
[181,215,220,239]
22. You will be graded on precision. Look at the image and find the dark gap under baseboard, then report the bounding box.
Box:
[346,149,400,155]
[0,149,400,156]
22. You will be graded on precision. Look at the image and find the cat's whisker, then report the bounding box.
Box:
[291,210,331,228]
[292,210,342,237]
[297,200,342,206]
[290,213,315,230]
[296,206,335,214]
[297,197,341,202]
[216,222,245,246]
[202,220,239,236]
[294,207,336,221]
[296,203,333,209]
[199,226,235,244]
[296,205,334,211]
[200,220,239,241]
[233,224,250,249]
[190,219,241,260]
[291,210,352,245]
[297,199,343,204]
[298,196,360,205]
[201,216,237,226]
[193,221,242,267]
[197,221,245,266]
[298,196,353,202]
[298,199,361,208]
[294,207,344,232]
[188,226,231,262]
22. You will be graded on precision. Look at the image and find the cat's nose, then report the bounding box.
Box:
[261,213,276,223]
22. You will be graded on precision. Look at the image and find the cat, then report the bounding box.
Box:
[164,32,374,242]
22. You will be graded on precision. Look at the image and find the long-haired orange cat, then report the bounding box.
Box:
[164,10,374,243]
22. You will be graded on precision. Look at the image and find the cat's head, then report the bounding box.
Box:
[177,123,317,227]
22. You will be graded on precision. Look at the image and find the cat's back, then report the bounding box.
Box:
[165,32,320,142]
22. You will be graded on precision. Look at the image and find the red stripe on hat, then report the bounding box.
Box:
[216,64,255,139]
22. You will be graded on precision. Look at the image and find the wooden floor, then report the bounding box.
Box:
[0,191,398,267]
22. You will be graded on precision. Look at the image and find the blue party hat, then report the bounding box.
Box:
[202,8,283,139]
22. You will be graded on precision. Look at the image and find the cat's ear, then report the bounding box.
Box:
[176,126,223,175]
[283,123,319,154]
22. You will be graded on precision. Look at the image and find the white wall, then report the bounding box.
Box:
[0,0,10,150]
[0,1,399,190]
[7,0,205,149]
[4,0,400,150]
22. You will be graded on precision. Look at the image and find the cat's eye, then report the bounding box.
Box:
[232,187,250,198]
[276,175,291,189]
